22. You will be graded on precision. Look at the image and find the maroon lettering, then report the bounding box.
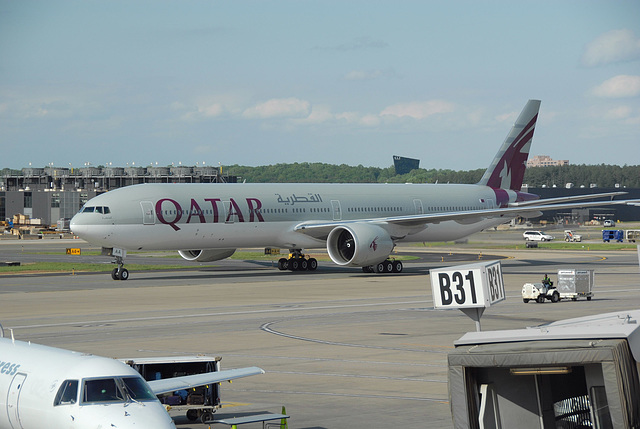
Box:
[156,198,182,231]
[226,198,245,222]
[204,198,222,223]
[187,199,206,224]
[156,196,265,230]
[246,198,264,222]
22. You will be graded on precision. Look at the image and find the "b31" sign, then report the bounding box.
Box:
[430,261,505,309]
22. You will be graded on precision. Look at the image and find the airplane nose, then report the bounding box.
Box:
[69,215,86,237]
[77,403,177,428]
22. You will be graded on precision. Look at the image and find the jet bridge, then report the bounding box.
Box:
[448,310,640,429]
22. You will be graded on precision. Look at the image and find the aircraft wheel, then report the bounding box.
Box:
[536,295,545,304]
[384,261,394,273]
[300,259,308,271]
[374,262,385,273]
[201,411,214,423]
[186,409,199,421]
[308,258,318,271]
[111,268,120,281]
[362,266,372,273]
[289,259,299,271]
[118,268,129,280]
[392,260,403,273]
[278,258,288,270]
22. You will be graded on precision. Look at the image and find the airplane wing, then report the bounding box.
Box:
[147,366,265,395]
[294,195,634,240]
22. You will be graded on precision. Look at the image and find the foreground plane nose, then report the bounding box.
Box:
[75,402,177,428]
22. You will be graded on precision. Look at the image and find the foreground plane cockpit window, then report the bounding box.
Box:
[54,379,79,405]
[121,376,156,400]
[81,206,95,213]
[83,378,124,402]
[82,377,157,403]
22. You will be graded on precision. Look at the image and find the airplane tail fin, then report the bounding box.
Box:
[477,99,541,191]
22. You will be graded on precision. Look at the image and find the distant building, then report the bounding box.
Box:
[0,165,238,227]
[527,155,569,168]
[393,156,420,175]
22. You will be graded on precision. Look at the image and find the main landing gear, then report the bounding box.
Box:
[361,259,403,274]
[277,249,318,272]
[111,254,129,281]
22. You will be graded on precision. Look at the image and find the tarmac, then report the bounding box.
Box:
[1,230,639,428]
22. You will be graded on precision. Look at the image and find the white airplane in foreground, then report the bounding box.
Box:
[71,100,632,280]
[0,335,263,428]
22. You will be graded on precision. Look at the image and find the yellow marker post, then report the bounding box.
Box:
[281,406,288,429]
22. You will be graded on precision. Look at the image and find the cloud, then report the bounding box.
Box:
[380,100,454,120]
[243,97,310,119]
[292,104,334,124]
[592,75,640,98]
[495,112,517,123]
[602,105,632,120]
[582,29,640,67]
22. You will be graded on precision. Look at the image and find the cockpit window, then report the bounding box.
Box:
[54,379,79,406]
[81,376,156,404]
[121,377,156,400]
[83,378,124,403]
[80,206,110,214]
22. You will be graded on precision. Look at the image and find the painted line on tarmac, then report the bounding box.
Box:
[267,370,447,383]
[229,388,449,403]
[261,320,450,354]
[8,299,433,330]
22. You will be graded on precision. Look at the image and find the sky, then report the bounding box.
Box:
[1,1,639,172]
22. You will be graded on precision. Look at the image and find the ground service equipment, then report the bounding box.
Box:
[557,269,594,301]
[122,355,222,423]
[602,230,624,242]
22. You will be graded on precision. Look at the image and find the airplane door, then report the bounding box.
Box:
[140,201,155,225]
[331,200,342,221]
[413,199,424,215]
[7,373,26,429]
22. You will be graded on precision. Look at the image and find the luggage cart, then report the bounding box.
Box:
[557,269,594,301]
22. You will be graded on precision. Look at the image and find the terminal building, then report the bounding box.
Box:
[0,166,237,227]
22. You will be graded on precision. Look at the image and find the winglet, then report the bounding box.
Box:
[478,100,541,191]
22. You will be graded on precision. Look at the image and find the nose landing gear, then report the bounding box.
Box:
[108,248,129,280]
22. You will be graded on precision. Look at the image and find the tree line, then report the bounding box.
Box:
[225,163,640,188]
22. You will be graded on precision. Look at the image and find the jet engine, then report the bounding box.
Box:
[326,224,394,267]
[178,249,236,262]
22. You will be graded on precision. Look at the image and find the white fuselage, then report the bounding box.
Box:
[70,182,514,252]
[0,337,176,429]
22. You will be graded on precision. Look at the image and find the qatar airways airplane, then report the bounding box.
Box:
[0,334,263,428]
[70,100,629,280]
